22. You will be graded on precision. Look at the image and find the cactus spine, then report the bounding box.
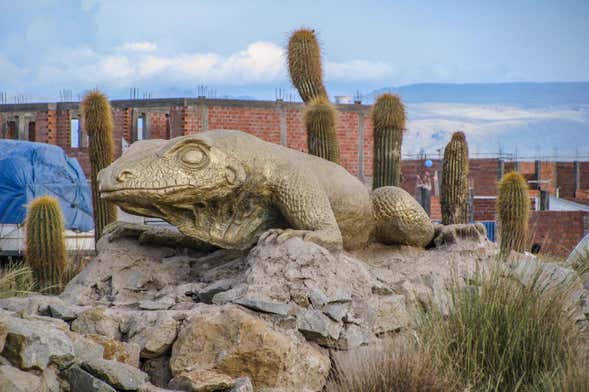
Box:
[371,93,405,189]
[441,131,470,224]
[287,29,327,103]
[304,97,339,163]
[25,196,67,294]
[497,172,530,259]
[82,90,117,245]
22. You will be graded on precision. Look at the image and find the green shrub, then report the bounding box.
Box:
[419,266,581,391]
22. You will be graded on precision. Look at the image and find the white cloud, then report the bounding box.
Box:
[28,41,394,89]
[118,41,158,52]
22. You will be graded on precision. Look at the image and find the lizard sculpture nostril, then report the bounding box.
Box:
[116,169,136,183]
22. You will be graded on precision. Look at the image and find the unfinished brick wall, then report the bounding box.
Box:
[529,211,589,258]
[2,98,589,206]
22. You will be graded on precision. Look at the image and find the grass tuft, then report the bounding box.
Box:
[0,262,35,298]
[419,265,582,391]
[325,341,455,392]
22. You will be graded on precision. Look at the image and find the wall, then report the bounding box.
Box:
[529,211,589,258]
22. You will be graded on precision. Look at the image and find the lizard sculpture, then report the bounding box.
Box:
[98,130,434,250]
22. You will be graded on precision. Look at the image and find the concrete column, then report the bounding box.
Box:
[574,161,581,194]
[279,106,287,146]
[416,185,431,217]
[357,113,365,182]
[201,103,208,132]
[534,160,542,190]
[17,116,26,140]
[497,159,505,181]
[539,190,550,211]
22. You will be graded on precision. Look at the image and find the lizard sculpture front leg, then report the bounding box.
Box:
[260,168,343,250]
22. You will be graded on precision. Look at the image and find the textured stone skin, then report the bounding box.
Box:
[99,130,433,250]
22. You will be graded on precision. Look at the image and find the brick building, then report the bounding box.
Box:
[2,97,589,257]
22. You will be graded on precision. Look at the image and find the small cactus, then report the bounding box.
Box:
[287,28,327,103]
[82,90,117,245]
[304,96,340,163]
[497,172,530,259]
[371,93,405,188]
[25,196,67,294]
[441,131,470,224]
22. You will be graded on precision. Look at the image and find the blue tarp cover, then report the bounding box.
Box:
[0,140,93,231]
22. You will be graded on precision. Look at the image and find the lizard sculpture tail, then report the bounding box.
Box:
[371,186,434,248]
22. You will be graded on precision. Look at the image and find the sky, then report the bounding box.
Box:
[1,0,588,101]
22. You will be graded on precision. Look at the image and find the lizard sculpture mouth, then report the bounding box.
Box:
[101,185,197,199]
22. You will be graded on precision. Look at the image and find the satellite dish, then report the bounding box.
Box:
[424,159,433,168]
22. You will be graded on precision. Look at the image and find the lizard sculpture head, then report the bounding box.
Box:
[98,133,247,220]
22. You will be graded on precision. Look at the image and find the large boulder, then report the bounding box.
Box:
[1,315,74,371]
[169,306,330,391]
[0,364,42,392]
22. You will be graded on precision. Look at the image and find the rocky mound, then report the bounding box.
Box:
[1,223,587,391]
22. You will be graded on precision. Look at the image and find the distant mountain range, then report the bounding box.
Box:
[359,82,589,159]
[365,82,589,107]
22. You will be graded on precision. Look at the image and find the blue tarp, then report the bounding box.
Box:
[0,140,93,231]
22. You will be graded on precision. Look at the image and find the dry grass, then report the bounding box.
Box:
[325,341,457,392]
[0,261,35,298]
[419,266,582,391]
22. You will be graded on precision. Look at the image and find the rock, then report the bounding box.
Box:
[41,366,61,392]
[566,232,589,270]
[87,334,141,367]
[335,324,373,350]
[308,288,329,307]
[372,295,411,334]
[142,356,172,388]
[231,377,254,392]
[61,231,195,306]
[170,306,330,391]
[67,330,105,363]
[2,315,74,370]
[323,302,349,322]
[48,303,78,321]
[0,365,42,392]
[139,382,182,392]
[63,365,117,392]
[211,285,247,305]
[168,369,235,392]
[71,307,121,340]
[126,312,178,359]
[235,297,292,316]
[139,298,175,310]
[0,295,64,315]
[81,358,149,391]
[196,279,235,304]
[296,308,342,347]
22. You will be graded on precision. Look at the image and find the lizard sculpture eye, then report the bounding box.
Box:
[180,148,206,166]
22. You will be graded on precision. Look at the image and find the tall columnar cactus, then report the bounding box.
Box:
[497,172,530,259]
[287,29,327,103]
[82,90,117,245]
[371,93,405,189]
[441,131,470,224]
[25,196,67,294]
[304,97,340,163]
